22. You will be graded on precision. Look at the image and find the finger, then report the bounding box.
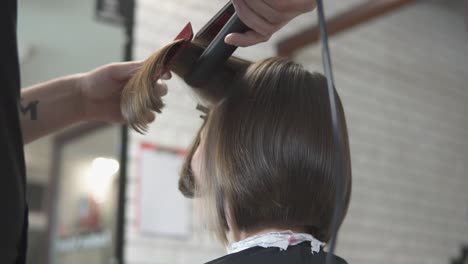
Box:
[264,0,316,13]
[295,0,317,12]
[225,31,271,47]
[160,71,172,80]
[306,0,317,11]
[243,0,286,24]
[108,61,143,81]
[232,0,276,38]
[155,81,168,97]
[146,112,156,123]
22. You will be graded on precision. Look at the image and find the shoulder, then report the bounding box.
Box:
[205,243,348,264]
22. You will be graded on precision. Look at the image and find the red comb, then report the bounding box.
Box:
[174,22,194,42]
[155,22,194,78]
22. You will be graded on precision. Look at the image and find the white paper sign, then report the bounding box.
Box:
[139,145,191,237]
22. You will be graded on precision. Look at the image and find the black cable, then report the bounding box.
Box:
[315,1,346,264]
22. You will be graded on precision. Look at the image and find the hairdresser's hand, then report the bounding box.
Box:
[225,0,316,47]
[78,61,170,123]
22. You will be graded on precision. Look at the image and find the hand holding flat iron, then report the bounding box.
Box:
[225,0,316,47]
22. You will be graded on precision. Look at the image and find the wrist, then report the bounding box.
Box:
[70,73,88,122]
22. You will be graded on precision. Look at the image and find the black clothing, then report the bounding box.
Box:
[205,242,347,264]
[0,0,28,263]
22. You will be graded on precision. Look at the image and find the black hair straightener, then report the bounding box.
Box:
[163,1,250,90]
[184,2,250,86]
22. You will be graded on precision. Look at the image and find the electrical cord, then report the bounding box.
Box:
[315,1,346,263]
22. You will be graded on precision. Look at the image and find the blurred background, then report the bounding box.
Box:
[19,0,468,264]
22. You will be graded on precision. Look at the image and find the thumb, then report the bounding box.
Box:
[225,31,270,47]
[108,61,144,81]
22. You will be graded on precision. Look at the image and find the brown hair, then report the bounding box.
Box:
[180,58,351,244]
[121,43,352,245]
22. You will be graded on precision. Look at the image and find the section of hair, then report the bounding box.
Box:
[183,58,352,244]
[183,56,251,103]
[121,40,185,133]
[120,39,251,134]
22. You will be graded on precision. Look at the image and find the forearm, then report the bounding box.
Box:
[20,74,85,144]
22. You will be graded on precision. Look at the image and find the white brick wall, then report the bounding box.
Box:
[127,0,468,263]
[294,2,468,263]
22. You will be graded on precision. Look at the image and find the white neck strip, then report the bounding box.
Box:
[227,230,324,255]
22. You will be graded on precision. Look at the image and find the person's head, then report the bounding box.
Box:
[121,42,352,245]
[179,57,352,245]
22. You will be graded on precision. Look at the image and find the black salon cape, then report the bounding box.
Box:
[0,0,28,263]
[205,242,347,264]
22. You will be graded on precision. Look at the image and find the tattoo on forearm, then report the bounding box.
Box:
[20,99,39,120]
